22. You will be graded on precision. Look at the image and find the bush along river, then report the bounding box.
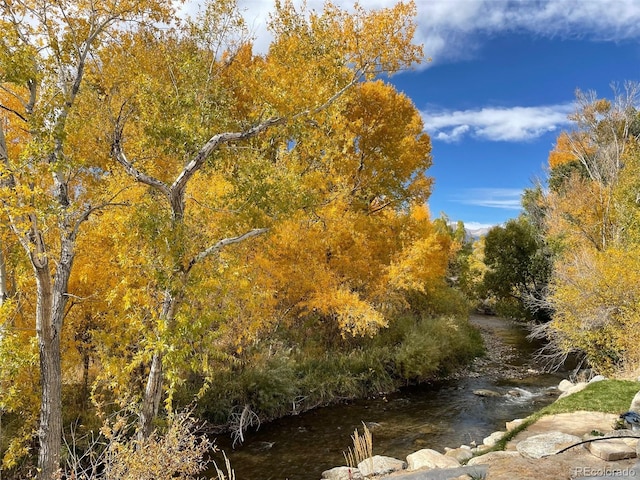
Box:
[210,315,564,480]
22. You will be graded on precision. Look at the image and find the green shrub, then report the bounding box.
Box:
[187,312,484,434]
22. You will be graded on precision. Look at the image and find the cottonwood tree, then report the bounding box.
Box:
[534,83,640,373]
[82,0,424,440]
[545,82,640,250]
[0,1,174,478]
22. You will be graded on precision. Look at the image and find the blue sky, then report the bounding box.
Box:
[186,0,640,230]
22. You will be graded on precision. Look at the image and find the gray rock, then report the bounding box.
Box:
[505,418,525,431]
[482,430,506,447]
[589,374,606,383]
[444,447,474,463]
[406,449,460,471]
[587,438,636,461]
[558,382,588,399]
[321,466,363,480]
[516,431,582,458]
[375,466,488,480]
[357,455,405,477]
[473,389,501,397]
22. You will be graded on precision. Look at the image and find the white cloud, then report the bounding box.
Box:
[454,188,523,210]
[182,1,640,63]
[415,0,640,65]
[422,104,574,142]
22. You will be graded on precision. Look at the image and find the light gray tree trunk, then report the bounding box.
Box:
[35,269,62,480]
[32,236,75,479]
[138,289,177,440]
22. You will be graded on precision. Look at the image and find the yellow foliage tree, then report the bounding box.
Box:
[77,0,425,442]
[0,1,174,477]
[0,0,440,474]
[545,246,640,374]
[538,83,640,374]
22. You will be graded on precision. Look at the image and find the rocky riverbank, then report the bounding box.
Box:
[319,316,640,480]
[320,377,640,480]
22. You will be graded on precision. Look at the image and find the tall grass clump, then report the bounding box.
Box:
[343,423,373,468]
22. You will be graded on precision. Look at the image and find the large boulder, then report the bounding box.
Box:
[357,455,405,477]
[406,448,460,471]
[516,431,581,459]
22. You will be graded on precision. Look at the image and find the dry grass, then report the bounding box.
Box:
[343,422,373,468]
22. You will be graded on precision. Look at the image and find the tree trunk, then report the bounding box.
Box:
[34,236,74,480]
[35,270,62,480]
[0,240,8,305]
[138,289,177,441]
[138,351,164,441]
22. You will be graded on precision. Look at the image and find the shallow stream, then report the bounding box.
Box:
[212,315,564,480]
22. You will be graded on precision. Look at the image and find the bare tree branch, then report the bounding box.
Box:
[111,106,171,197]
[171,117,284,198]
[170,62,371,208]
[0,103,28,123]
[186,227,269,273]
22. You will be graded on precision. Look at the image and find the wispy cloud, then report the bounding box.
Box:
[181,1,640,60]
[422,104,574,142]
[180,0,640,60]
[416,0,640,65]
[453,188,523,210]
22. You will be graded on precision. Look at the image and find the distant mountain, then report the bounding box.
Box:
[445,222,497,240]
[465,226,493,240]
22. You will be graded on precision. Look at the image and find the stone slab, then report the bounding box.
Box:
[467,450,520,466]
[380,465,487,480]
[516,431,581,458]
[506,411,619,450]
[586,438,636,461]
[484,449,637,480]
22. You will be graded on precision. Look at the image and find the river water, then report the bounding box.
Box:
[212,315,564,480]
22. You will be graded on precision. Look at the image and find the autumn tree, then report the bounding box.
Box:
[77,0,425,441]
[0,1,174,477]
[534,83,640,373]
[544,83,640,250]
